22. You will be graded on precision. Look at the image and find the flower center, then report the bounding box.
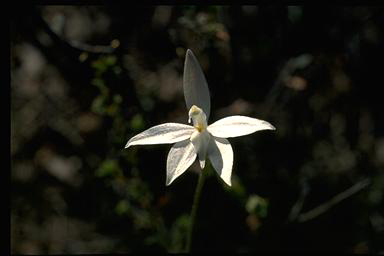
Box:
[188,105,207,132]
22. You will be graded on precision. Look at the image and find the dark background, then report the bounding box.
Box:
[11,6,384,253]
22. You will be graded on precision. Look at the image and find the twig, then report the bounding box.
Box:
[34,7,116,55]
[297,178,371,223]
[287,178,310,222]
[68,40,115,54]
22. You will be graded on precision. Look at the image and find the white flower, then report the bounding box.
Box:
[125,49,275,186]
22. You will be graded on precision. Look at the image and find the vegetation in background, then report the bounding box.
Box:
[11,6,384,253]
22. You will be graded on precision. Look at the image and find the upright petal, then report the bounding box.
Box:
[166,139,197,186]
[183,49,211,120]
[125,123,194,148]
[207,137,233,186]
[207,116,275,138]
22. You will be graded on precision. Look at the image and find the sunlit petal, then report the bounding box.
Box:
[125,123,194,148]
[208,137,233,186]
[183,49,211,120]
[207,116,275,138]
[166,139,197,186]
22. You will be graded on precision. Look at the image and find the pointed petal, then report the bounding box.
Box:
[208,137,233,186]
[190,130,211,169]
[125,123,194,148]
[183,49,211,120]
[166,139,197,185]
[207,116,275,138]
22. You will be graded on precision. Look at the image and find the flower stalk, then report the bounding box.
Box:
[186,164,208,252]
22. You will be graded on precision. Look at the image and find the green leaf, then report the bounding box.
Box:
[245,194,268,218]
[115,199,131,215]
[96,159,121,177]
[130,114,145,131]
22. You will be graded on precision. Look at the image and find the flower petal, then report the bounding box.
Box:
[190,130,211,169]
[183,49,211,120]
[207,116,275,138]
[125,123,194,148]
[166,139,197,185]
[207,137,233,186]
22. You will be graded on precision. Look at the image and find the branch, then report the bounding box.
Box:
[33,7,116,55]
[287,178,310,222]
[297,178,371,223]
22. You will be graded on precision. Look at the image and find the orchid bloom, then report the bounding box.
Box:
[125,49,275,186]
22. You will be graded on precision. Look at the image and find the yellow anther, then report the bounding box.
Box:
[188,105,207,132]
[189,105,201,116]
[196,124,203,132]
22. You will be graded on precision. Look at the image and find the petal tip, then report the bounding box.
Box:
[263,121,276,131]
[165,176,174,186]
[186,49,193,56]
[185,49,198,62]
[125,137,135,148]
[223,178,232,186]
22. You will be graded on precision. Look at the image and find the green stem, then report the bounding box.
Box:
[185,166,207,252]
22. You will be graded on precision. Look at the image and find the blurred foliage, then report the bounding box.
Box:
[11,5,384,254]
